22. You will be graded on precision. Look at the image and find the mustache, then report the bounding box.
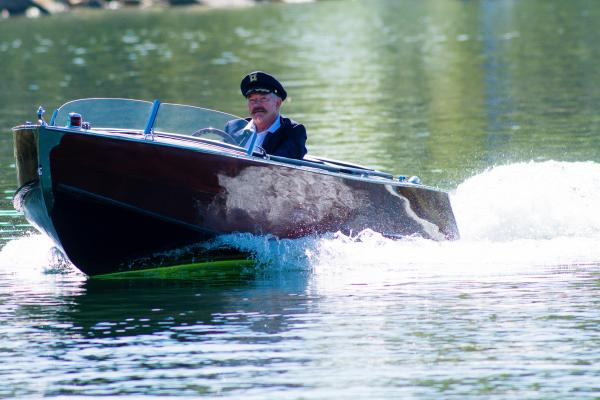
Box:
[251,107,267,114]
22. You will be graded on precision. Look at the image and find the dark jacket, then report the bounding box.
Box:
[224,116,307,160]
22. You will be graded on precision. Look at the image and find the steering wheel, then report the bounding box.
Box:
[191,128,238,145]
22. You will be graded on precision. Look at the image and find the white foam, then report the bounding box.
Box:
[0,234,78,276]
[210,229,600,297]
[451,160,600,241]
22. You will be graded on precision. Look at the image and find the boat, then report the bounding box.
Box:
[11,98,459,276]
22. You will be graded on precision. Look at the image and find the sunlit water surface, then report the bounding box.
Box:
[2,0,600,398]
[1,161,599,398]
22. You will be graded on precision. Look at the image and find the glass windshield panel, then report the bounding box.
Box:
[54,99,243,144]
[54,98,153,130]
[154,103,240,136]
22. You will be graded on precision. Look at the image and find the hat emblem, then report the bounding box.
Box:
[249,73,258,82]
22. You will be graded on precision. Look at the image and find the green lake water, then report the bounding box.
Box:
[1,0,600,398]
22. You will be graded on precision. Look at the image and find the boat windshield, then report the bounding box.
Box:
[55,98,153,130]
[54,98,242,142]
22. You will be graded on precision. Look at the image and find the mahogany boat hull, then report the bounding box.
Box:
[13,124,459,276]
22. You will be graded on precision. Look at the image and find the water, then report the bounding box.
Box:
[1,161,599,398]
[2,0,600,398]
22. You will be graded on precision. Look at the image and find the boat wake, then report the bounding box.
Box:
[452,160,600,241]
[2,161,600,278]
[0,233,84,288]
[214,160,600,277]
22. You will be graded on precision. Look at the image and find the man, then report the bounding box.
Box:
[225,71,307,160]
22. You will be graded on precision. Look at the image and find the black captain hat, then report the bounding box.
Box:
[240,71,287,101]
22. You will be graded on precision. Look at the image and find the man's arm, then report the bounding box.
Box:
[224,118,253,146]
[224,119,249,135]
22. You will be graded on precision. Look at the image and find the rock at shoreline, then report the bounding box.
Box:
[0,0,308,17]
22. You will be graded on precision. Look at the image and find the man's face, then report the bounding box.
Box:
[247,92,281,128]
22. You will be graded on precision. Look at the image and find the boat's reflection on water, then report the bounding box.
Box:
[54,262,314,340]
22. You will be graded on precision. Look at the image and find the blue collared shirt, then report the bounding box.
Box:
[243,114,281,150]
